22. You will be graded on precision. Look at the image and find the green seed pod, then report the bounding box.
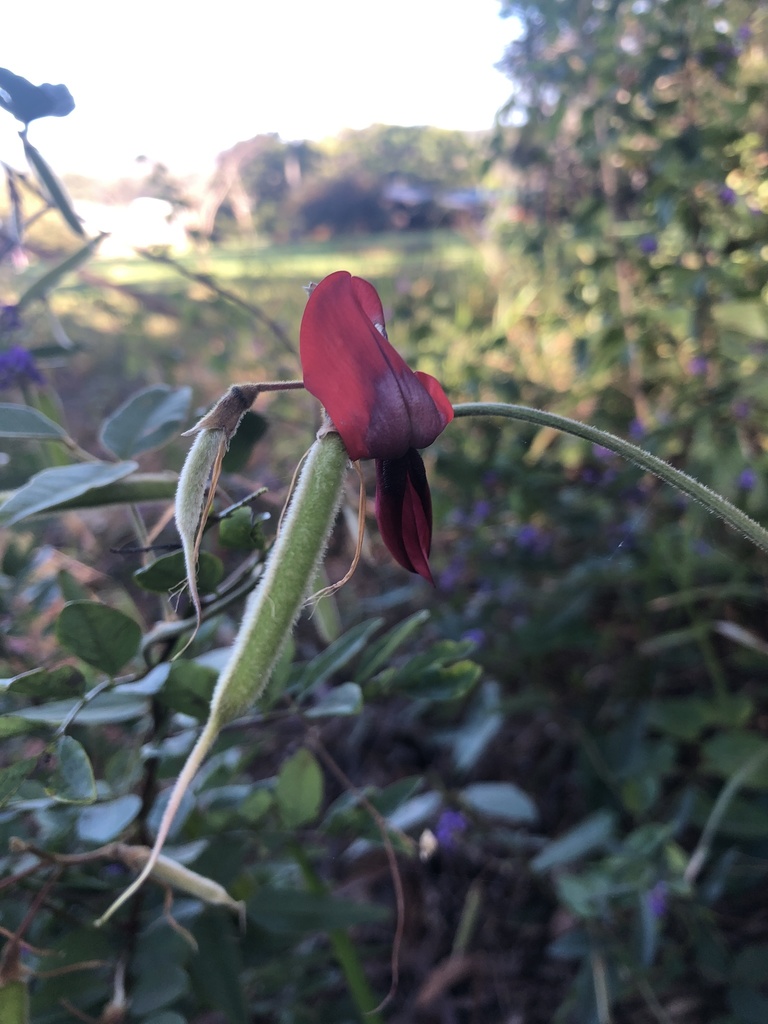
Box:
[96,432,349,927]
[175,428,227,623]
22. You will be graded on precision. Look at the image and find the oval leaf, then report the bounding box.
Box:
[305,682,363,718]
[276,748,323,828]
[134,550,223,595]
[0,460,138,525]
[1,665,85,699]
[460,781,538,825]
[46,736,96,804]
[17,234,107,309]
[99,385,192,458]
[14,692,149,726]
[57,601,141,675]
[0,403,67,439]
[77,794,143,843]
[530,811,616,873]
[22,135,85,237]
[0,756,39,807]
[247,888,388,935]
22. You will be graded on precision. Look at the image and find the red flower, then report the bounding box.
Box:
[300,270,453,582]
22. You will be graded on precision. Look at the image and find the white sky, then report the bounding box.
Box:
[0,0,514,180]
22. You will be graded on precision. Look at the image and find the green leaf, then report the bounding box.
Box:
[715,620,768,658]
[17,234,106,308]
[460,782,538,825]
[305,682,363,718]
[712,300,768,339]
[21,135,86,237]
[247,888,388,935]
[0,756,39,807]
[276,748,323,828]
[45,736,96,804]
[355,609,430,682]
[701,733,768,789]
[387,790,442,831]
[158,661,217,721]
[57,601,141,675]
[0,716,32,738]
[76,794,142,843]
[218,506,268,551]
[411,659,482,702]
[99,384,192,458]
[728,986,768,1024]
[294,618,384,696]
[190,911,248,1024]
[129,965,190,1018]
[1,665,85,699]
[239,788,273,824]
[0,460,138,525]
[0,403,67,439]
[376,640,477,692]
[14,691,149,726]
[530,811,616,873]
[221,410,268,473]
[134,550,223,595]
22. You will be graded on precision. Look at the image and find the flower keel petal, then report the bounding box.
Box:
[375,450,434,584]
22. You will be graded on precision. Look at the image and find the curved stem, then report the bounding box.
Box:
[453,402,768,556]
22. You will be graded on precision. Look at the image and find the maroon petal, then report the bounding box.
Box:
[300,271,453,461]
[375,450,434,584]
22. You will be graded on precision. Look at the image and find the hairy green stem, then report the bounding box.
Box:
[454,402,768,556]
[96,433,349,927]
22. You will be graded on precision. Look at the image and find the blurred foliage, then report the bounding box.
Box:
[2,3,768,1022]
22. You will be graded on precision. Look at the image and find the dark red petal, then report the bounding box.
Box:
[300,271,453,461]
[300,271,381,460]
[351,276,387,332]
[375,451,434,584]
[414,371,454,433]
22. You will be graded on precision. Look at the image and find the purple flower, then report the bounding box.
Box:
[718,186,737,206]
[738,468,757,491]
[469,499,492,526]
[516,523,551,553]
[646,881,668,919]
[435,809,468,849]
[438,556,466,592]
[732,400,750,420]
[0,345,43,391]
[461,628,486,647]
[629,418,646,439]
[0,304,21,334]
[592,444,613,461]
[581,467,601,485]
[638,235,658,255]
[737,24,752,42]
[687,356,708,376]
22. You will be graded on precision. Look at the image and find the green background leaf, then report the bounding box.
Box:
[56,601,142,675]
[99,384,192,458]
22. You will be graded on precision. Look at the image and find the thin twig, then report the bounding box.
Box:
[309,731,413,1012]
[134,247,298,356]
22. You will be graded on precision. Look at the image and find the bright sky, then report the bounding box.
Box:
[1,0,514,180]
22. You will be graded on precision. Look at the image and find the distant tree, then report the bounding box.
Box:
[135,157,190,210]
[295,174,389,237]
[325,123,485,190]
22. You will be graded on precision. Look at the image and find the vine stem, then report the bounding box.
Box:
[453,402,768,556]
